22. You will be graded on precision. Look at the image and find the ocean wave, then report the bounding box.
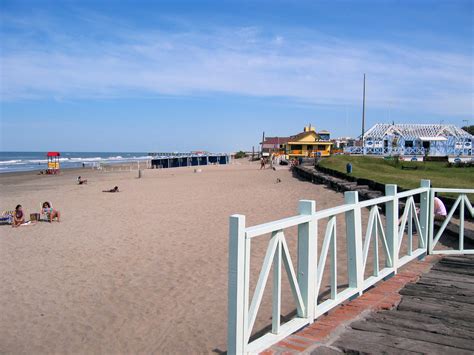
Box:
[0,154,152,173]
[127,155,152,160]
[69,157,103,162]
[0,160,25,165]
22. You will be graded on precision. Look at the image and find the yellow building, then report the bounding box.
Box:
[284,126,332,159]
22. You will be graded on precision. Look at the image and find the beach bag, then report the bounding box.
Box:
[30,213,41,221]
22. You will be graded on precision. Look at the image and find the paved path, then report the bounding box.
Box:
[264,255,474,354]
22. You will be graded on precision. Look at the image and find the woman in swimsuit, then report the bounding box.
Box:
[42,202,61,222]
[12,204,25,227]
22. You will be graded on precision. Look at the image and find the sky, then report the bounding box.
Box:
[0,0,473,152]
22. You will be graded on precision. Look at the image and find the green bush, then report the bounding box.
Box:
[234,151,247,159]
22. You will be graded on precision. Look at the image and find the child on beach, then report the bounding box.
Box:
[42,202,60,222]
[12,205,25,227]
[103,186,119,193]
[77,176,88,185]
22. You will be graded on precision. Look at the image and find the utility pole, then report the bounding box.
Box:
[361,74,366,145]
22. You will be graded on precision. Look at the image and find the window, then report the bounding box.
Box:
[405,140,413,148]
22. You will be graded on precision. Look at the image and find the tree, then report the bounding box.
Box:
[461,125,474,135]
[234,151,247,159]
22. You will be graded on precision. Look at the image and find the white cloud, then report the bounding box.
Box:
[1,17,472,116]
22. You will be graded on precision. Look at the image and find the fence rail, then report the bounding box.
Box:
[344,146,472,156]
[429,188,474,254]
[228,179,473,354]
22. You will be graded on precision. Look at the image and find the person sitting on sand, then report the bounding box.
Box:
[12,204,25,227]
[77,176,88,185]
[42,202,60,223]
[103,186,119,193]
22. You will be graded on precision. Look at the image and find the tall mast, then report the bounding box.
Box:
[361,73,366,140]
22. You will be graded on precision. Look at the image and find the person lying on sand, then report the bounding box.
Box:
[42,202,60,222]
[12,204,25,227]
[77,176,88,185]
[103,186,119,193]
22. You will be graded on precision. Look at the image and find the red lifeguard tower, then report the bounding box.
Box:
[46,152,61,174]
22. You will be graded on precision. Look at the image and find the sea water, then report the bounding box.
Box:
[0,152,151,173]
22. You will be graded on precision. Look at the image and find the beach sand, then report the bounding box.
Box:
[1,161,409,353]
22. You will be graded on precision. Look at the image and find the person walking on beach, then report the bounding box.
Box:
[260,157,266,170]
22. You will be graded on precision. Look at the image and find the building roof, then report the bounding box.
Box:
[288,130,320,142]
[261,137,291,145]
[46,152,60,157]
[364,124,473,140]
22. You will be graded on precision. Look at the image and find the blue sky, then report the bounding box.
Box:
[1,0,472,152]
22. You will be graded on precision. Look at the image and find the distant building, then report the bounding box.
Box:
[150,152,230,168]
[332,136,356,150]
[261,136,290,155]
[345,123,473,157]
[284,125,333,159]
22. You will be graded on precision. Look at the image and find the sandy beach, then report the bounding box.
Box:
[1,161,412,353]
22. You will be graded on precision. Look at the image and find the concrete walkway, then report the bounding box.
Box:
[262,254,474,354]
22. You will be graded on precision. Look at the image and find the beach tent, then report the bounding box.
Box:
[179,157,189,167]
[191,157,199,166]
[171,158,180,168]
[219,155,228,165]
[46,152,61,174]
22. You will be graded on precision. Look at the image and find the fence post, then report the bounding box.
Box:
[344,191,363,291]
[385,184,398,273]
[420,180,431,252]
[297,200,316,322]
[228,214,246,355]
[428,187,437,254]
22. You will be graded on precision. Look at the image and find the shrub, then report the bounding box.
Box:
[234,151,247,159]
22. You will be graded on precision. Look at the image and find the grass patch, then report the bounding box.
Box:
[319,155,474,200]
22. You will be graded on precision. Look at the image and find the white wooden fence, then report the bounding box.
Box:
[228,180,473,354]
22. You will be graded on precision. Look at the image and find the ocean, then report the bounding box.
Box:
[0,152,151,173]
